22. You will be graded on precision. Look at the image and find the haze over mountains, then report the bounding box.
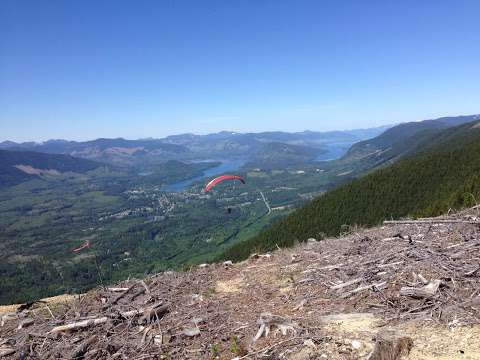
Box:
[0,126,391,166]
[1,114,479,189]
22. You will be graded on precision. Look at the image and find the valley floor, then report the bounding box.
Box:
[2,208,480,359]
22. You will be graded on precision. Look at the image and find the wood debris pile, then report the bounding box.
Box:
[1,209,480,359]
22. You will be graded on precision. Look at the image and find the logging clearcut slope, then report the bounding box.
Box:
[0,149,103,188]
[221,120,480,262]
[1,208,480,359]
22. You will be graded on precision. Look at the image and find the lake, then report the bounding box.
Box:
[315,142,352,161]
[163,142,351,193]
[162,158,247,192]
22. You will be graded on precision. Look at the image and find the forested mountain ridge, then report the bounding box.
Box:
[319,114,480,178]
[0,150,103,188]
[348,114,478,152]
[221,120,480,261]
[344,115,480,159]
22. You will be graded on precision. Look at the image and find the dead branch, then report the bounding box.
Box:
[107,287,129,292]
[253,313,297,342]
[417,273,429,285]
[342,282,387,297]
[377,261,404,268]
[465,266,480,277]
[330,277,363,291]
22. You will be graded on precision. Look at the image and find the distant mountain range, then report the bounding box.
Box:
[2,115,478,188]
[0,126,391,166]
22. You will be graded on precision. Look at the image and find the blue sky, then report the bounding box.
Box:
[1,0,479,142]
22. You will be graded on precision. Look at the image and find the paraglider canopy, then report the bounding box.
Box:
[204,175,245,192]
[72,240,91,253]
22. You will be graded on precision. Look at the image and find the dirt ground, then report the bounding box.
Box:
[0,294,79,316]
[1,208,480,359]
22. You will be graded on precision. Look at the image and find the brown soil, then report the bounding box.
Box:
[1,209,480,359]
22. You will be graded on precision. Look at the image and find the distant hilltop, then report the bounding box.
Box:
[0,125,392,166]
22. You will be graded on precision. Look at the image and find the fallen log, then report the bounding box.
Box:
[121,303,168,324]
[50,303,168,333]
[50,317,108,333]
[0,347,15,357]
[400,279,441,299]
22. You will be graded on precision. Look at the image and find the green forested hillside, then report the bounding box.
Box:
[246,142,323,169]
[344,114,478,160]
[330,114,478,173]
[221,121,480,261]
[138,160,220,185]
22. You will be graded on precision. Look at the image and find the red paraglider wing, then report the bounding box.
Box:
[204,175,245,192]
[72,240,91,253]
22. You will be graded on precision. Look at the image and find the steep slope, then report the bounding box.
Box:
[0,150,103,187]
[221,120,480,260]
[1,209,479,359]
[334,114,480,171]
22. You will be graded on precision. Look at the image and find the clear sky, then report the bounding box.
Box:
[1,0,479,142]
